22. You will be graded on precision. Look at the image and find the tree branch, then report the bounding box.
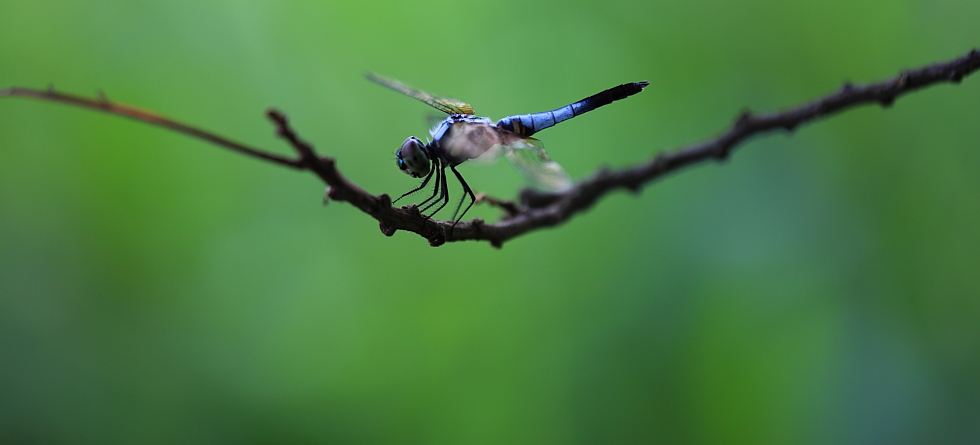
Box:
[3,49,978,247]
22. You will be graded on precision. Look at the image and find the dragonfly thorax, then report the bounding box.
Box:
[396,136,431,178]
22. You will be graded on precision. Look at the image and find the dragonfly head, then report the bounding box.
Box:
[396,136,431,178]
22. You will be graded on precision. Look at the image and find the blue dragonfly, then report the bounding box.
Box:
[367,73,648,223]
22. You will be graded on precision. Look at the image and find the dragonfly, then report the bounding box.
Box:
[367,73,649,224]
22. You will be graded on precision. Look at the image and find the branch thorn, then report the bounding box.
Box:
[712,143,732,161]
[97,88,109,106]
[735,110,754,127]
[407,204,423,217]
[428,230,446,247]
[379,221,397,237]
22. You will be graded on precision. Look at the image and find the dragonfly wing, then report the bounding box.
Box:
[440,121,506,163]
[366,73,475,115]
[438,122,571,191]
[502,137,573,192]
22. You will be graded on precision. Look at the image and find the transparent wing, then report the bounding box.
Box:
[366,73,475,116]
[502,137,573,192]
[440,121,504,162]
[438,122,572,191]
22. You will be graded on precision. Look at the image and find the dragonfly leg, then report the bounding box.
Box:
[425,165,451,218]
[449,166,476,226]
[419,162,444,213]
[394,161,436,204]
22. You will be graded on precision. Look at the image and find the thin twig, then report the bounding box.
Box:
[0,87,301,168]
[2,49,978,247]
[475,192,522,218]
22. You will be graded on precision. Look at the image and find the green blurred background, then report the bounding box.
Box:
[1,0,979,444]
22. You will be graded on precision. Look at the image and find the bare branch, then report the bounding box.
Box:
[443,48,980,246]
[3,49,978,247]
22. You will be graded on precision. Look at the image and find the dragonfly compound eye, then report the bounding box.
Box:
[397,136,430,178]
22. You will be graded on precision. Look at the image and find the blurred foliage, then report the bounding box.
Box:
[1,1,979,444]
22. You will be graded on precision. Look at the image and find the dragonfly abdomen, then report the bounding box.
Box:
[496,81,649,136]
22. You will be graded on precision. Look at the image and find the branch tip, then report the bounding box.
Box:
[0,85,304,169]
[265,108,285,122]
